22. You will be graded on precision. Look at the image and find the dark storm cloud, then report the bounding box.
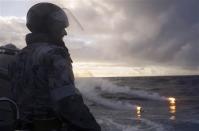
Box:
[66,0,199,70]
[125,0,199,68]
[0,0,199,72]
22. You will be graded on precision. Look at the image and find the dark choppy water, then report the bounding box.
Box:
[76,76,199,131]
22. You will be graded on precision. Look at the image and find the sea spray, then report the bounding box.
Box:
[76,77,167,101]
[76,78,137,110]
[75,77,168,110]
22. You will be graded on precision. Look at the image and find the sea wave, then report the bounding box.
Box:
[97,117,165,131]
[76,78,167,110]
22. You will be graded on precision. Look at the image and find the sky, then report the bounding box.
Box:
[0,0,199,77]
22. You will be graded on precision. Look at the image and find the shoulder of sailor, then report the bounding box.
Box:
[34,43,72,65]
[15,43,72,65]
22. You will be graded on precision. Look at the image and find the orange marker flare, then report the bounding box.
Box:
[168,97,176,104]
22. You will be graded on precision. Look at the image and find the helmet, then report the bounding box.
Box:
[26,3,69,33]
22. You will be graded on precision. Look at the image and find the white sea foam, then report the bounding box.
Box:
[76,78,167,110]
[76,78,137,110]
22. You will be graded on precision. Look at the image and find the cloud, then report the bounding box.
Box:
[62,0,199,71]
[0,16,27,48]
[0,0,199,75]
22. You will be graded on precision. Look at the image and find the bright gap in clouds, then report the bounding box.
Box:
[72,62,198,77]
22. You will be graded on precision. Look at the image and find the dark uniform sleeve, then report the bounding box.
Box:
[46,47,101,131]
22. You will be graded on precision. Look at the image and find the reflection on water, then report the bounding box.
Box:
[170,105,176,114]
[136,106,142,120]
[168,97,176,120]
[170,115,176,120]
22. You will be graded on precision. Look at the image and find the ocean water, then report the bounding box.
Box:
[76,76,199,131]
